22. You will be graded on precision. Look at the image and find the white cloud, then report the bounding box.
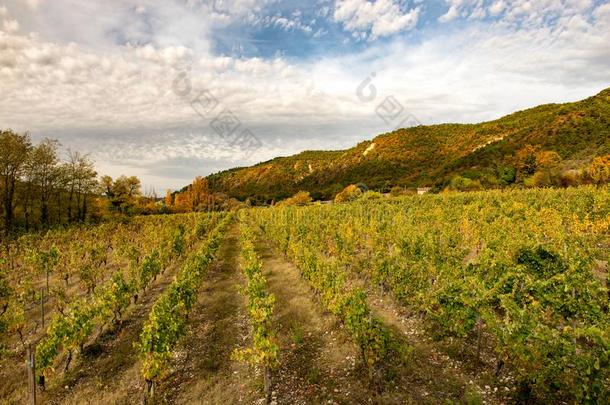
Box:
[132,44,194,66]
[488,1,506,16]
[0,0,608,192]
[439,0,463,22]
[2,19,19,33]
[257,13,315,34]
[594,2,610,19]
[439,0,596,28]
[207,0,280,25]
[333,0,420,39]
[26,0,43,11]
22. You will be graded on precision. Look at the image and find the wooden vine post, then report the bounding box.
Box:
[40,289,45,329]
[26,343,37,405]
[143,379,155,404]
[264,367,272,404]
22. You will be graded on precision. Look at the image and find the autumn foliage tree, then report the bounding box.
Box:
[164,190,174,206]
[535,151,561,169]
[334,184,363,203]
[65,150,98,222]
[100,175,142,213]
[277,191,312,206]
[173,176,214,212]
[515,146,564,186]
[0,130,98,235]
[0,130,31,235]
[586,155,610,185]
[514,145,541,177]
[30,139,60,225]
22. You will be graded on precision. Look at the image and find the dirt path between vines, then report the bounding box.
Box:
[255,237,417,405]
[363,287,509,404]
[160,222,257,404]
[255,235,514,404]
[38,250,188,404]
[36,223,256,405]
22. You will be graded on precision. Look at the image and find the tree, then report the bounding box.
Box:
[164,190,174,206]
[190,176,209,210]
[334,185,363,203]
[54,163,71,224]
[101,175,142,213]
[65,150,83,221]
[171,177,211,212]
[29,139,60,226]
[586,155,610,185]
[558,170,582,187]
[278,191,312,206]
[535,151,561,170]
[22,152,37,231]
[0,130,32,235]
[100,175,114,198]
[174,191,190,212]
[496,166,517,185]
[0,132,99,230]
[128,177,141,196]
[514,145,540,177]
[71,153,97,222]
[531,171,551,187]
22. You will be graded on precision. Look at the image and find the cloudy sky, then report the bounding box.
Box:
[1,0,609,193]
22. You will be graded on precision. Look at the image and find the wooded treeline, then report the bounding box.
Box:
[0,130,98,236]
[166,176,248,213]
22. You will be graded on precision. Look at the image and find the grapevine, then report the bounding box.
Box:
[138,212,232,397]
[232,219,278,402]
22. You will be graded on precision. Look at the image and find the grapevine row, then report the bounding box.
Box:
[138,212,232,397]
[35,213,221,384]
[1,213,209,353]
[249,214,393,384]
[252,186,610,402]
[232,219,278,401]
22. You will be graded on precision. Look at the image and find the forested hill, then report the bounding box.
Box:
[205,87,610,203]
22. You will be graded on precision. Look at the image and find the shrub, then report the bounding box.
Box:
[523,176,536,188]
[496,166,517,185]
[535,151,561,169]
[389,186,404,197]
[532,171,551,187]
[334,185,363,203]
[278,191,313,206]
[586,155,610,185]
[360,190,383,200]
[354,183,369,192]
[448,176,483,192]
[515,145,540,176]
[558,170,582,187]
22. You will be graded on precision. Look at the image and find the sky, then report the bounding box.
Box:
[0,0,609,194]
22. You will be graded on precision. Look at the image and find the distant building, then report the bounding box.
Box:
[417,187,431,195]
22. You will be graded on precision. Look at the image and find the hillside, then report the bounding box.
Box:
[206,87,610,202]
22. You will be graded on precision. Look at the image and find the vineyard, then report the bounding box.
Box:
[0,186,609,404]
[249,185,610,403]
